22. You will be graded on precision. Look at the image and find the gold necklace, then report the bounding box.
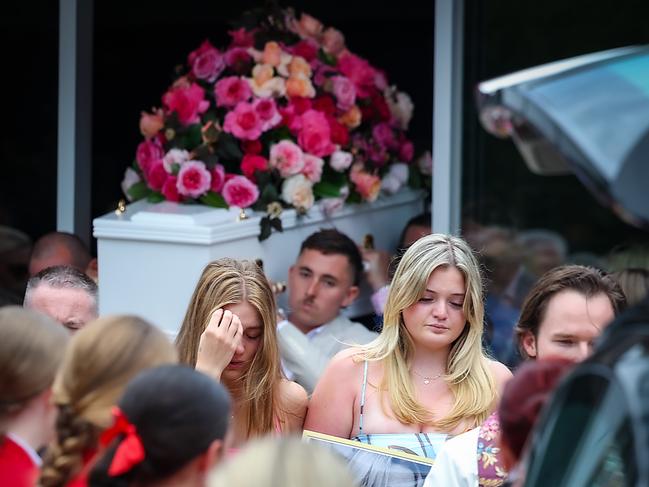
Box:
[411,369,443,385]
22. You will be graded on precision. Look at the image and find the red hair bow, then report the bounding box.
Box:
[100,406,146,476]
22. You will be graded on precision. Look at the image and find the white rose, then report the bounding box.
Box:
[417,151,433,176]
[381,174,402,195]
[163,148,190,173]
[385,86,414,130]
[249,77,286,98]
[388,163,409,185]
[329,150,353,172]
[281,174,314,210]
[121,167,141,201]
[319,197,346,217]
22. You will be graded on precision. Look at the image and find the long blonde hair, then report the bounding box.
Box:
[208,437,356,487]
[40,315,177,487]
[175,258,284,438]
[0,306,68,437]
[360,233,496,431]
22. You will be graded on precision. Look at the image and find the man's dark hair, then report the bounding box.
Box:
[398,212,431,248]
[24,265,98,311]
[300,229,364,286]
[515,265,627,358]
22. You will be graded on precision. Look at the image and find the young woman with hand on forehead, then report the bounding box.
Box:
[305,233,512,461]
[175,258,307,451]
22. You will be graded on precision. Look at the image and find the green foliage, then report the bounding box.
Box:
[147,192,165,203]
[200,191,228,208]
[127,182,151,201]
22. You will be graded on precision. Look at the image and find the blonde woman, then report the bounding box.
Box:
[40,315,177,487]
[305,234,511,459]
[175,258,307,450]
[0,307,69,487]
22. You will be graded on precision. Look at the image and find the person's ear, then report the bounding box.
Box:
[197,439,225,472]
[521,331,537,358]
[85,258,98,282]
[342,285,360,307]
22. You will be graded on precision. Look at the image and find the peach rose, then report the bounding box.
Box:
[252,64,274,86]
[338,105,362,129]
[287,56,312,78]
[286,75,316,98]
[294,13,324,40]
[322,27,345,55]
[262,41,283,67]
[139,108,164,139]
[350,164,381,202]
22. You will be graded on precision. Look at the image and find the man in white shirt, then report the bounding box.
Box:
[277,229,378,393]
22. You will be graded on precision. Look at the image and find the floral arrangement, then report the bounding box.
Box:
[122,6,430,240]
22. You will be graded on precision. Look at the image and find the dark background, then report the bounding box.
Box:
[2,0,648,255]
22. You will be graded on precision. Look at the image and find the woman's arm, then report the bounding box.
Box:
[303,348,362,439]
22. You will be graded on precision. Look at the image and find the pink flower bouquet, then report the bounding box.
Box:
[123,7,423,240]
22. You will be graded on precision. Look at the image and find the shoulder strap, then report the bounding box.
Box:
[358,360,369,435]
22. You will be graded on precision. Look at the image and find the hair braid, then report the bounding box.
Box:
[40,404,98,487]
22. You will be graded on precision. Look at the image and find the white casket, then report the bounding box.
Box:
[93,189,424,337]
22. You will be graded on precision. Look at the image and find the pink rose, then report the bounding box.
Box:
[329,150,353,172]
[222,175,260,208]
[253,98,281,131]
[214,76,252,108]
[176,160,212,198]
[145,159,168,191]
[188,40,225,82]
[241,139,262,155]
[139,109,164,139]
[162,82,209,126]
[313,60,338,87]
[224,47,252,73]
[136,140,164,174]
[330,76,356,111]
[211,163,226,193]
[228,28,256,48]
[302,154,324,183]
[290,39,319,62]
[162,176,181,202]
[292,13,324,40]
[399,139,414,162]
[223,101,263,140]
[241,154,268,180]
[269,140,304,177]
[372,122,397,150]
[297,110,335,158]
[322,27,345,55]
[338,53,377,98]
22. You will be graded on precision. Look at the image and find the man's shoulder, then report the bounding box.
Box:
[325,315,378,341]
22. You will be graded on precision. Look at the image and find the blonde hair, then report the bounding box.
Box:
[208,437,356,487]
[175,258,284,438]
[40,315,177,487]
[0,306,68,436]
[359,233,496,431]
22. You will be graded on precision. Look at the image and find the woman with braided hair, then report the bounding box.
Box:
[0,306,69,487]
[40,315,177,487]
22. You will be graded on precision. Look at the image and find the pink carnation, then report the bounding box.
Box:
[223,101,263,140]
[338,53,377,98]
[330,76,356,111]
[222,175,260,208]
[211,163,226,193]
[214,77,252,108]
[146,159,168,191]
[162,176,181,202]
[162,82,209,126]
[372,122,397,150]
[176,160,212,198]
[241,154,268,180]
[399,139,414,162]
[188,40,225,83]
[298,110,335,158]
[302,154,324,183]
[269,140,305,177]
[136,140,164,174]
[253,98,282,131]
